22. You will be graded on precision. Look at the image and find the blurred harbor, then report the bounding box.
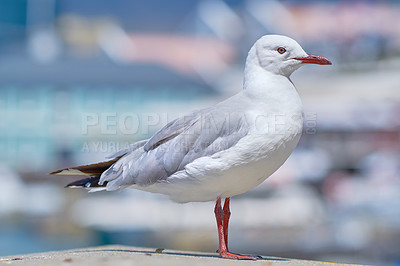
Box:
[1,0,400,265]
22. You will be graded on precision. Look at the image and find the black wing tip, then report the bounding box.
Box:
[65,177,106,188]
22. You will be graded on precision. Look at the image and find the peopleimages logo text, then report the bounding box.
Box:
[81,111,318,137]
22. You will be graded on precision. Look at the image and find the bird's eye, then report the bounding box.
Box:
[277,47,286,54]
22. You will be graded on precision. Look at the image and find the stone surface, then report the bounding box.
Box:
[0,245,355,266]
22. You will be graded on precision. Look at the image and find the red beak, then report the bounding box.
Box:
[295,54,332,65]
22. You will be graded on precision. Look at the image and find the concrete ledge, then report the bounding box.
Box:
[0,245,352,265]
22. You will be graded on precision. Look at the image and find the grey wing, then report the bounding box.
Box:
[99,106,249,190]
[143,110,203,151]
[106,139,149,159]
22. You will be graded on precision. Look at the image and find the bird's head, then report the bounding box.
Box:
[249,35,331,77]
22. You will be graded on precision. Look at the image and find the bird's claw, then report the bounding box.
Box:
[219,251,258,260]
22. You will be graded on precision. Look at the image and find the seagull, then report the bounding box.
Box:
[51,35,331,260]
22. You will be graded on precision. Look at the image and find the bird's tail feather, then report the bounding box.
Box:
[50,158,120,190]
[50,158,120,176]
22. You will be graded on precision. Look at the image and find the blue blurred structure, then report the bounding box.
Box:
[1,0,400,172]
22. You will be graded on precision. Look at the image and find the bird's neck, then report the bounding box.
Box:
[242,61,303,120]
[244,62,292,96]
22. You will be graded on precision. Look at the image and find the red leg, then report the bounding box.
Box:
[214,198,227,252]
[214,197,258,260]
[222,198,230,249]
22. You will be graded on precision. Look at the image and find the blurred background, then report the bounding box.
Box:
[0,0,400,264]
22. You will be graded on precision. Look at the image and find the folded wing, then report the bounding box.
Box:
[99,105,249,190]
